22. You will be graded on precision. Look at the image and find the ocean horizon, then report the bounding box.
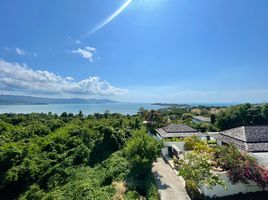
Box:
[0,103,162,115]
[0,102,239,115]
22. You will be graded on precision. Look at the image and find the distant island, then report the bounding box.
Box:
[152,102,242,108]
[0,95,119,105]
[151,103,190,107]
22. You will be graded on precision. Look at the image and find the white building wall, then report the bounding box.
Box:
[164,142,185,149]
[201,172,267,198]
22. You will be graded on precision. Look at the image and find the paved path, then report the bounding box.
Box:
[152,157,190,200]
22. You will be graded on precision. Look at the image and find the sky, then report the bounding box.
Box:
[0,0,268,103]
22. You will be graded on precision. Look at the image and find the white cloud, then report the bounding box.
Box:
[0,59,128,96]
[85,46,96,51]
[4,47,37,57]
[75,40,81,44]
[71,46,96,62]
[15,48,26,55]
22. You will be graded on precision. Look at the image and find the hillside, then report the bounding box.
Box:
[0,112,161,200]
[0,95,119,105]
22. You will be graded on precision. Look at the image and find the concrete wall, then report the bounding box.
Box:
[164,142,185,151]
[201,172,267,198]
[161,147,169,157]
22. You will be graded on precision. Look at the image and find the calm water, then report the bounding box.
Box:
[0,103,163,115]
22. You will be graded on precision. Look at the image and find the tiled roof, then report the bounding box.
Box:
[156,124,206,138]
[218,126,268,152]
[192,116,211,122]
[220,126,246,141]
[162,124,198,133]
[244,126,268,142]
[220,126,268,142]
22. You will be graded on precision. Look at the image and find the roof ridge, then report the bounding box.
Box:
[242,126,247,142]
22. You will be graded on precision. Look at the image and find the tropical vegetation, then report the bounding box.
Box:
[176,136,268,199]
[140,103,268,133]
[0,112,162,200]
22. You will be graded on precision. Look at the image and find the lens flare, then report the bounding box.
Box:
[82,0,132,39]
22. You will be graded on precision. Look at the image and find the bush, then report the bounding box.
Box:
[0,113,159,199]
[124,128,162,178]
[214,145,268,188]
[185,180,204,200]
[183,136,202,151]
[146,174,160,200]
[19,184,46,200]
[124,191,140,200]
[179,151,225,190]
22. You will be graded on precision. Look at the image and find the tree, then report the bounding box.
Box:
[181,113,192,122]
[77,110,84,119]
[179,151,225,190]
[0,112,160,199]
[211,114,216,124]
[60,112,68,118]
[147,110,167,128]
[215,104,267,130]
[138,107,148,120]
[124,129,162,178]
[263,104,268,124]
[184,136,202,151]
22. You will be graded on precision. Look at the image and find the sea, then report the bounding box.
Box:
[0,103,164,115]
[0,102,237,115]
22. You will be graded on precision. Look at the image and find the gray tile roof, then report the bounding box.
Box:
[156,123,206,138]
[220,126,268,142]
[244,126,268,142]
[162,124,198,133]
[192,116,211,123]
[218,126,268,152]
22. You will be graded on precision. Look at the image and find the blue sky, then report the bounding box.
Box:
[0,0,268,103]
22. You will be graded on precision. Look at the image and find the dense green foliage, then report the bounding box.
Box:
[143,103,268,132]
[0,112,161,200]
[216,103,268,130]
[124,129,162,194]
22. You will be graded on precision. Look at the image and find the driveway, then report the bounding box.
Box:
[152,157,190,200]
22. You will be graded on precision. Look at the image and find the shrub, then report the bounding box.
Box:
[215,145,268,188]
[179,151,225,190]
[146,174,160,200]
[185,180,204,200]
[112,181,127,200]
[123,129,162,178]
[183,136,211,153]
[184,136,201,151]
[19,184,46,200]
[124,191,140,200]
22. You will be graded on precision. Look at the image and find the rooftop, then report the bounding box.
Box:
[156,123,206,138]
[220,126,268,142]
[192,116,211,123]
[162,123,198,133]
[218,126,268,152]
